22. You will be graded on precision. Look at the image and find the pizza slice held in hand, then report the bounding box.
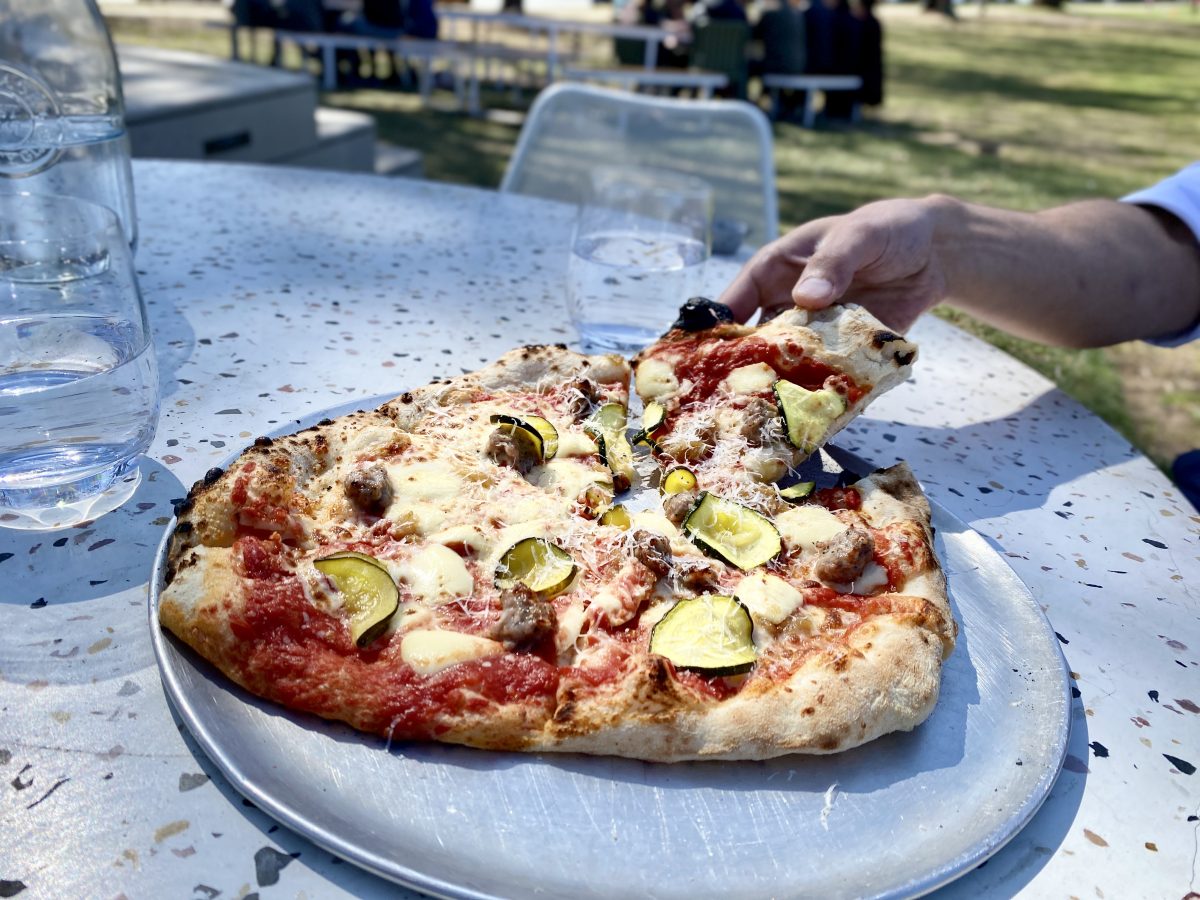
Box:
[630,298,918,521]
[159,301,954,762]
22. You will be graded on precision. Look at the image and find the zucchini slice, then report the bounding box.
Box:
[682,493,782,570]
[494,537,577,598]
[772,380,847,454]
[599,504,631,530]
[662,467,698,495]
[489,414,545,462]
[649,594,757,676]
[314,551,400,646]
[631,401,667,446]
[522,415,559,460]
[779,481,816,501]
[585,402,628,437]
[584,402,635,491]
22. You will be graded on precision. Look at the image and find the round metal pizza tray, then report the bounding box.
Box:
[148,401,1071,900]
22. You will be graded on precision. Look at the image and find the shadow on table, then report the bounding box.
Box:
[841,384,1151,523]
[2,456,187,683]
[137,265,196,402]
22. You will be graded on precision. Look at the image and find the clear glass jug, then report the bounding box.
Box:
[0,0,137,247]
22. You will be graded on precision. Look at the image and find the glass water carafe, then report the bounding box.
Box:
[0,0,137,247]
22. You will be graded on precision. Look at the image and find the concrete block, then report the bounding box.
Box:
[121,44,318,161]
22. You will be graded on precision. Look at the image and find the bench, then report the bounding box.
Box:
[560,66,729,100]
[272,30,481,114]
[760,74,862,127]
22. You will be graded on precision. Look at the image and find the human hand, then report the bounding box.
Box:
[719,198,952,332]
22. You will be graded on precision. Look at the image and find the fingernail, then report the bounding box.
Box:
[793,277,833,303]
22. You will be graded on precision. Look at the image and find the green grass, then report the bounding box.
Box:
[110,5,1200,469]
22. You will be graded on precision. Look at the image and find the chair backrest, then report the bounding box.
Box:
[690,20,750,96]
[501,83,779,249]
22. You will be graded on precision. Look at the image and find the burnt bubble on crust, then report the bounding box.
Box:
[871,330,918,368]
[670,297,736,333]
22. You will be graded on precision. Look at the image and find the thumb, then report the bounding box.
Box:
[791,221,884,309]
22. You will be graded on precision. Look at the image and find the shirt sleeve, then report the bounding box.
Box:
[1121,162,1200,347]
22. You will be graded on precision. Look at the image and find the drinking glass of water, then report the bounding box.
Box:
[567,167,713,352]
[0,193,159,530]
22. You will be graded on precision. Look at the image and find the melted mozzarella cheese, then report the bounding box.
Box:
[635,357,679,400]
[400,629,504,675]
[629,510,680,540]
[386,602,434,635]
[397,544,474,603]
[556,431,599,457]
[387,459,463,500]
[534,458,606,505]
[722,362,777,394]
[385,459,467,535]
[428,524,489,555]
[846,561,889,595]
[776,505,847,551]
[734,572,805,627]
[555,599,588,659]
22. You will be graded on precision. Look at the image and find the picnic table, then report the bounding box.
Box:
[439,8,681,80]
[2,159,1196,899]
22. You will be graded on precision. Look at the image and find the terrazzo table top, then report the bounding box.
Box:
[2,159,1197,899]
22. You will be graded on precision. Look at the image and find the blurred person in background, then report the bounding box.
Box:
[853,0,883,108]
[753,0,807,119]
[694,0,749,24]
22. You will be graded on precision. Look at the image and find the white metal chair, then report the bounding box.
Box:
[500,83,779,249]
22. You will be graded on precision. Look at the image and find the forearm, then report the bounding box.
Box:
[928,196,1200,347]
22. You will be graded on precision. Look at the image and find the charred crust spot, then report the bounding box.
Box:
[317,418,333,426]
[671,297,735,332]
[172,496,194,516]
[253,436,274,448]
[553,700,576,724]
[871,329,901,348]
[818,735,840,751]
[175,521,193,534]
[202,467,224,486]
[802,707,815,716]
[647,656,672,689]
[872,330,916,367]
[400,392,414,404]
[832,655,850,673]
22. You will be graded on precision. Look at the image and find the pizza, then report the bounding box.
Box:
[159,301,955,761]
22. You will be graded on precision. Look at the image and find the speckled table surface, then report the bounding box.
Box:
[2,160,1196,900]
